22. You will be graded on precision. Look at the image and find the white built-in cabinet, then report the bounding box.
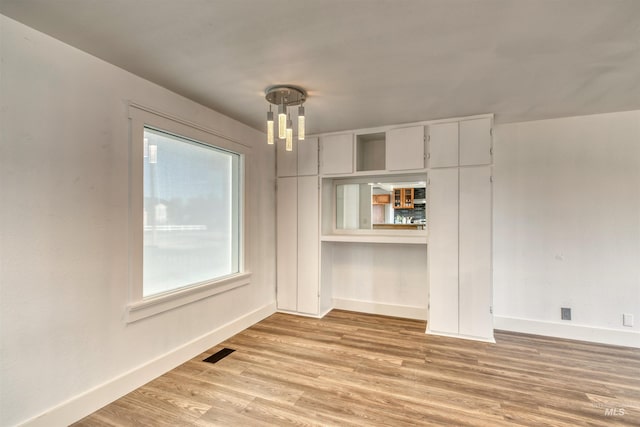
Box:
[276,176,298,310]
[428,117,492,168]
[458,167,493,338]
[427,116,493,341]
[428,122,459,168]
[427,168,459,333]
[277,137,319,177]
[320,134,353,175]
[276,175,320,314]
[276,138,322,315]
[386,125,425,171]
[278,114,494,341]
[459,118,492,166]
[321,127,426,174]
[427,166,493,340]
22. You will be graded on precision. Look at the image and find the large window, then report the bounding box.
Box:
[143,127,240,297]
[127,104,248,322]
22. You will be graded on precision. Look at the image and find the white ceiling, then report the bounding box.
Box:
[2,0,640,134]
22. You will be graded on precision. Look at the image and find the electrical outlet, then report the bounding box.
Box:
[623,314,634,327]
[561,307,571,321]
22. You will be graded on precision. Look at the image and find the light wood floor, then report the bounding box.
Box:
[74,310,640,426]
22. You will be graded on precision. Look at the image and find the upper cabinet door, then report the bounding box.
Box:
[459,118,492,166]
[320,134,353,175]
[428,122,459,168]
[276,140,297,177]
[297,137,319,176]
[386,126,425,171]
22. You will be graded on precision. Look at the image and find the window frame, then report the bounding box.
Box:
[127,103,250,323]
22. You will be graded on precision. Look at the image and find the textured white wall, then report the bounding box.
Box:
[0,15,275,426]
[330,242,428,310]
[493,111,640,341]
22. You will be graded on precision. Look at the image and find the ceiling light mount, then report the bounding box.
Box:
[265,85,307,106]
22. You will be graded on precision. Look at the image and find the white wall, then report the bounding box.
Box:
[329,242,428,319]
[493,111,640,347]
[0,15,276,426]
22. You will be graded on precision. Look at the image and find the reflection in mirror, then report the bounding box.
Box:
[336,184,371,229]
[336,180,427,232]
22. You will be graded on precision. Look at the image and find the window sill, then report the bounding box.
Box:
[126,272,252,323]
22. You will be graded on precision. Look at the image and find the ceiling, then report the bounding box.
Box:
[2,0,640,135]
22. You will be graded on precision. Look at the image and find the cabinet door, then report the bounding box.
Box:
[277,140,297,177]
[459,118,492,166]
[276,177,298,311]
[393,189,402,209]
[372,194,390,205]
[403,188,414,208]
[428,122,459,168]
[320,134,353,175]
[297,176,319,314]
[298,136,319,176]
[386,125,425,171]
[459,166,493,339]
[427,168,459,334]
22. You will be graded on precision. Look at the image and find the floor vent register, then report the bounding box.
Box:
[203,348,236,364]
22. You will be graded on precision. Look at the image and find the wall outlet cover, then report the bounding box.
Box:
[623,313,634,327]
[561,307,572,321]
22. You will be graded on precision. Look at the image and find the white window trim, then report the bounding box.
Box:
[126,272,252,323]
[126,102,249,323]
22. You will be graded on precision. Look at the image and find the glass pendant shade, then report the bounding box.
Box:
[298,105,305,140]
[266,111,274,144]
[278,104,286,140]
[286,118,293,151]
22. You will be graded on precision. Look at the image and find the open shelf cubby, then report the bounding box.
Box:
[356,132,385,172]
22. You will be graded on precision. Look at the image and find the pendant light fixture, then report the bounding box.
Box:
[266,106,274,145]
[298,105,305,140]
[286,115,293,151]
[278,102,286,140]
[265,85,307,150]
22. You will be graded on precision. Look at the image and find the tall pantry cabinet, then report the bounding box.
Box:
[276,137,324,315]
[427,117,494,341]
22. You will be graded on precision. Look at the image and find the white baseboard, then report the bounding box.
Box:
[425,329,496,343]
[276,305,334,319]
[333,298,427,320]
[494,315,640,348]
[20,302,277,427]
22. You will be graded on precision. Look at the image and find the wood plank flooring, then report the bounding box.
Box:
[74,310,640,426]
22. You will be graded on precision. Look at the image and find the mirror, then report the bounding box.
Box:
[335,178,427,232]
